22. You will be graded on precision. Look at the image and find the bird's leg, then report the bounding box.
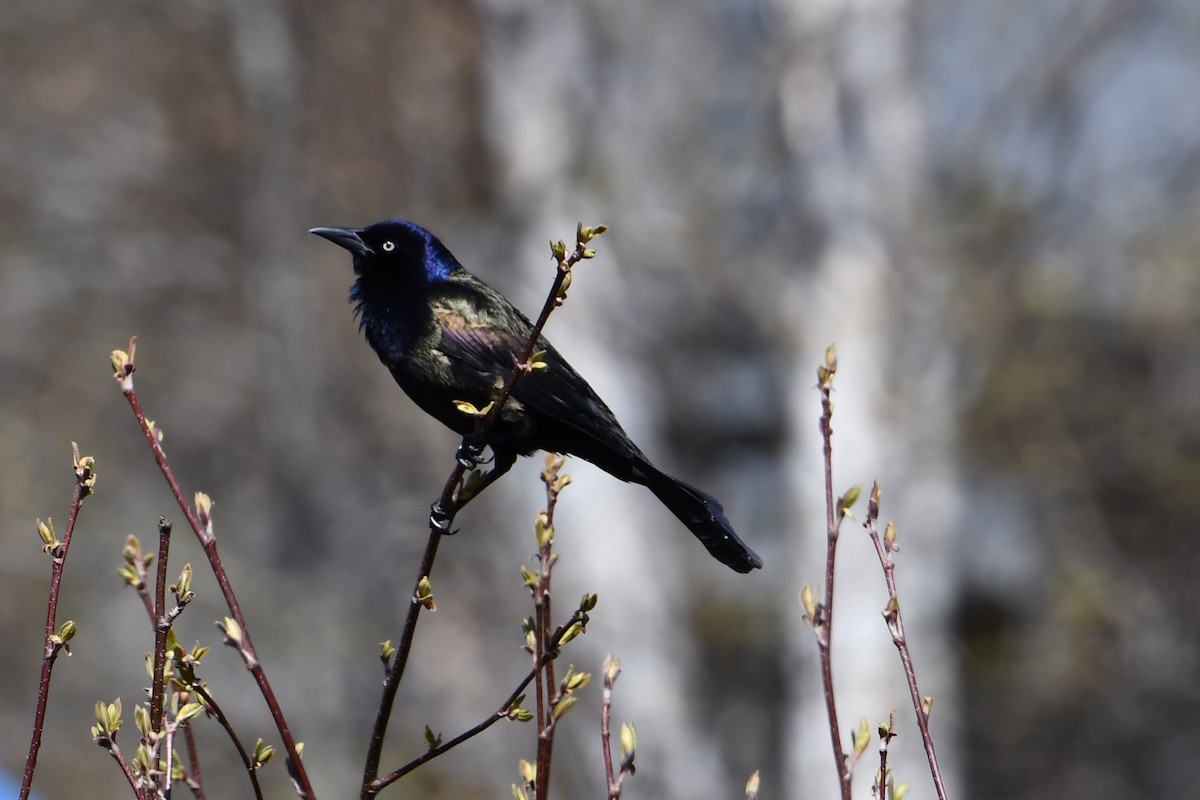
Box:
[455,450,518,507]
[455,437,493,470]
[429,450,517,535]
[429,501,457,534]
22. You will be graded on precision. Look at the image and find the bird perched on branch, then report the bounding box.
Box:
[310,220,762,573]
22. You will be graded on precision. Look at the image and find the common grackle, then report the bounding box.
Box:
[310,220,762,573]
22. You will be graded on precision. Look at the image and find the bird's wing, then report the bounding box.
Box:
[430,284,641,460]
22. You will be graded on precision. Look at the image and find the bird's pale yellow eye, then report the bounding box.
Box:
[381,240,396,252]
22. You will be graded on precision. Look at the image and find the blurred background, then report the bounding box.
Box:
[2,0,1198,798]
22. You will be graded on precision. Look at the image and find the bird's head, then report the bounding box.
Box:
[309,220,461,282]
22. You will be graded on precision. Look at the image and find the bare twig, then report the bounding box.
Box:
[812,346,853,800]
[20,444,94,800]
[181,720,206,799]
[119,534,158,624]
[148,518,173,784]
[600,655,635,800]
[122,529,208,799]
[106,736,146,800]
[189,683,265,800]
[865,484,949,800]
[370,607,589,793]
[875,711,896,800]
[360,528,443,799]
[111,339,314,799]
[532,455,570,800]
[600,656,617,797]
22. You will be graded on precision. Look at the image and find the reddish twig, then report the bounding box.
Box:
[533,593,549,795]
[360,529,442,799]
[600,655,634,800]
[875,711,896,800]
[20,444,94,800]
[532,455,569,800]
[106,736,146,800]
[181,720,207,799]
[370,608,588,793]
[812,346,853,800]
[189,683,265,800]
[122,527,209,798]
[865,484,949,800]
[119,534,157,624]
[600,656,617,799]
[148,517,173,791]
[111,339,314,799]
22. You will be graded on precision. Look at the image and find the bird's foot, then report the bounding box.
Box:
[455,439,492,470]
[429,501,458,535]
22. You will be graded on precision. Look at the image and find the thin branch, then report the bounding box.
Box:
[112,339,314,799]
[600,655,634,800]
[601,660,616,799]
[181,721,206,800]
[360,529,443,798]
[865,484,949,800]
[105,741,147,800]
[189,683,266,800]
[149,519,173,759]
[118,532,158,623]
[370,608,588,793]
[814,346,853,800]
[124,528,205,799]
[20,445,93,800]
[533,587,549,797]
[534,455,567,800]
[875,711,896,800]
[133,559,156,624]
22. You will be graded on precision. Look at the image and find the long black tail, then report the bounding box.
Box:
[639,466,763,573]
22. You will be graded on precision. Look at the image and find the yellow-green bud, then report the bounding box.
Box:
[619,722,637,759]
[37,518,56,551]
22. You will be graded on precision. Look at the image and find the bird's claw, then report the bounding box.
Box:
[455,440,491,470]
[429,502,458,535]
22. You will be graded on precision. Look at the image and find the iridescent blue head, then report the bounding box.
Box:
[309,220,461,283]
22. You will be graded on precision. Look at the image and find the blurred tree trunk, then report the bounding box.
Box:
[227,0,331,564]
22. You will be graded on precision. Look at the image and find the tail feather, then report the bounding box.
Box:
[639,467,763,573]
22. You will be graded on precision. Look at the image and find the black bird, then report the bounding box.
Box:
[310,220,762,573]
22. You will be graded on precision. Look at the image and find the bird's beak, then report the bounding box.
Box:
[309,227,372,258]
